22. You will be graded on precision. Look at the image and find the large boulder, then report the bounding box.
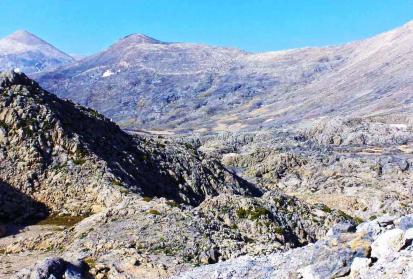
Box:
[370,229,406,259]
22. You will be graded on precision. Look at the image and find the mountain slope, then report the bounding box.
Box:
[0,30,74,74]
[0,70,258,217]
[37,21,413,134]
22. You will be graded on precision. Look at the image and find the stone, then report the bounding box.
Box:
[0,127,7,144]
[357,221,383,240]
[32,257,67,279]
[332,135,342,145]
[326,221,356,237]
[376,216,397,227]
[404,228,413,241]
[397,215,413,231]
[64,260,85,279]
[371,229,406,259]
[350,257,371,276]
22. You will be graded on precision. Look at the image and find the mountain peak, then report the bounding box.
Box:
[9,29,35,37]
[0,31,74,73]
[5,30,46,45]
[117,33,165,45]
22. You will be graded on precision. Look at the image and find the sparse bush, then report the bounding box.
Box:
[236,207,270,220]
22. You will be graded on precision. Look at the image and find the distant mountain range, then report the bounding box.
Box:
[1,22,413,134]
[0,30,74,73]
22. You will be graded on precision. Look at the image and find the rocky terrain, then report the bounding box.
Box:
[34,21,413,134]
[0,70,258,218]
[0,30,74,74]
[6,192,353,278]
[175,215,413,279]
[183,119,413,220]
[0,71,361,278]
[0,20,413,279]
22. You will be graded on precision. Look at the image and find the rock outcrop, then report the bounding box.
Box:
[190,127,413,219]
[0,70,258,217]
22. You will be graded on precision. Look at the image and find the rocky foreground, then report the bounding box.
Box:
[0,70,412,279]
[175,215,413,279]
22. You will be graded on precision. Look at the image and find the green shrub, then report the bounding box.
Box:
[73,158,86,165]
[236,208,248,219]
[36,215,87,227]
[111,179,122,186]
[354,216,364,225]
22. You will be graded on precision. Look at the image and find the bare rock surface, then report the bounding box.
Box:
[187,124,413,219]
[174,216,413,279]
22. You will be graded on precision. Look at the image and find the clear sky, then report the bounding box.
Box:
[1,0,412,55]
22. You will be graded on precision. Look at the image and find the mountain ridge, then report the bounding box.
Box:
[34,20,413,134]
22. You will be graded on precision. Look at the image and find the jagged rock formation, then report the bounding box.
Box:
[174,215,413,279]
[0,31,74,73]
[36,21,413,133]
[0,70,257,217]
[187,125,413,219]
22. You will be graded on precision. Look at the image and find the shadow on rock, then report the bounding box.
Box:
[0,180,49,237]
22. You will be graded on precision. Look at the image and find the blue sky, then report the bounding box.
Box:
[1,0,412,55]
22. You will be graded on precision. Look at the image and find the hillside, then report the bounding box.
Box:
[36,21,413,133]
[0,70,257,218]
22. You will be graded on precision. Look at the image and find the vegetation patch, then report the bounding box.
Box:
[148,209,161,215]
[84,257,96,269]
[369,215,377,221]
[166,200,179,208]
[112,180,129,194]
[0,120,8,130]
[142,196,153,202]
[273,226,284,235]
[320,205,333,213]
[236,206,270,220]
[36,215,86,227]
